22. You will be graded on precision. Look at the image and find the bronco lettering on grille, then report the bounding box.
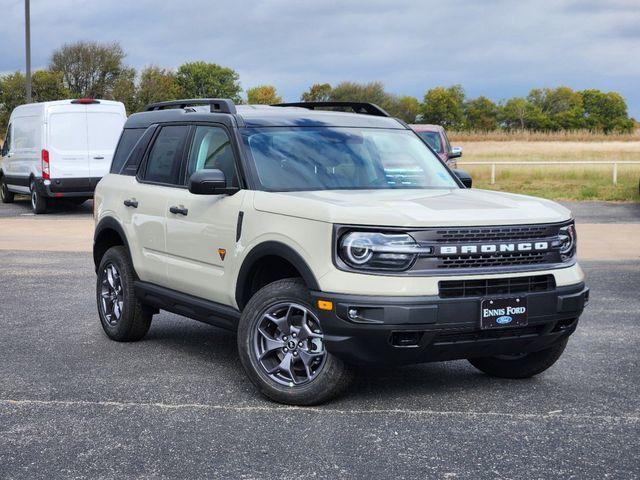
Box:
[438,241,549,256]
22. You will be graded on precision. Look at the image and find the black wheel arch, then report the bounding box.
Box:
[93,217,132,271]
[235,241,320,310]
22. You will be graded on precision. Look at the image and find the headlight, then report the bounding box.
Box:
[558,223,577,260]
[338,231,425,271]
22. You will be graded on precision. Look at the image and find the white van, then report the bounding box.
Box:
[0,99,126,213]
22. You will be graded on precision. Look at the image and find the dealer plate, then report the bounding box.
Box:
[480,297,528,329]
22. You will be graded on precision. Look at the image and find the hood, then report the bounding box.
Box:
[253,188,572,227]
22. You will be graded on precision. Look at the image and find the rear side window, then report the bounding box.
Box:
[110,128,145,174]
[13,116,40,150]
[142,125,189,185]
[49,112,88,151]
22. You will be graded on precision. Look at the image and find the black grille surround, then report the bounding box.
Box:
[333,221,576,276]
[439,274,556,298]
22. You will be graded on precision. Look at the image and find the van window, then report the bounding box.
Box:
[49,112,88,151]
[87,112,125,151]
[13,116,40,150]
[142,126,189,185]
[110,128,145,174]
[2,124,11,154]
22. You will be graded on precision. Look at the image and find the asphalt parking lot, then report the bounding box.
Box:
[0,199,638,479]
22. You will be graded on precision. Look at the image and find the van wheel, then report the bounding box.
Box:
[30,180,47,214]
[468,338,569,379]
[237,278,353,405]
[0,176,14,203]
[96,246,152,342]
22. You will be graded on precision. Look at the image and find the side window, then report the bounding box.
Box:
[142,125,189,185]
[186,126,238,187]
[2,124,11,155]
[110,128,145,174]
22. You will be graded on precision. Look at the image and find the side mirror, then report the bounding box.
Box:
[453,169,472,188]
[449,146,463,159]
[188,169,228,195]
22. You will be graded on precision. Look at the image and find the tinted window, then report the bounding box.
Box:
[186,126,238,187]
[110,128,145,174]
[241,127,457,192]
[416,131,443,153]
[143,126,188,185]
[2,124,11,154]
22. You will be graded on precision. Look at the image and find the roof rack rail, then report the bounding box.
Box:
[144,98,237,114]
[273,101,390,117]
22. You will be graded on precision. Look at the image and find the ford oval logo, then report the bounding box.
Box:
[496,315,513,325]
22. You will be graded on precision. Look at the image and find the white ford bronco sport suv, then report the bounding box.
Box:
[93,99,588,405]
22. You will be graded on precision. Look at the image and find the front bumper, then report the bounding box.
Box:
[35,177,99,198]
[311,282,588,366]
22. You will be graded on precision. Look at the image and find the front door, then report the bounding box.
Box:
[164,124,245,306]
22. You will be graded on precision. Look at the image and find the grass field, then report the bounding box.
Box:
[457,140,640,201]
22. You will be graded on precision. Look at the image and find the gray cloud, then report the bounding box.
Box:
[0,0,638,116]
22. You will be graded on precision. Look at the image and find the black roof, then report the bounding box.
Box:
[124,104,406,130]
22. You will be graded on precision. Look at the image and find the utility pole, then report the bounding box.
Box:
[25,0,32,103]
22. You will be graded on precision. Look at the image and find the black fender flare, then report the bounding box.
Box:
[93,217,131,269]
[235,241,320,309]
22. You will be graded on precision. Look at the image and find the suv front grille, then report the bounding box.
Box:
[439,274,555,298]
[439,252,547,269]
[435,225,550,241]
[433,325,545,344]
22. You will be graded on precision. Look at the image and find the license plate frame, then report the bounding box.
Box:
[480,297,528,329]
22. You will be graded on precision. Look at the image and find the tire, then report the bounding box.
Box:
[96,246,152,342]
[30,179,48,214]
[468,338,569,379]
[0,176,14,203]
[237,278,353,405]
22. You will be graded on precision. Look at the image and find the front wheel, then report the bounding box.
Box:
[468,338,569,379]
[237,278,353,405]
[30,180,47,214]
[1,176,15,203]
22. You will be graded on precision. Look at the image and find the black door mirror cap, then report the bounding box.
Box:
[452,169,472,188]
[188,169,237,195]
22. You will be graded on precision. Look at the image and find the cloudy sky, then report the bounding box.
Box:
[1,0,639,116]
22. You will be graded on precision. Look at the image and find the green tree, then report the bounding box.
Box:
[175,61,242,102]
[500,97,528,130]
[49,41,126,98]
[300,83,332,102]
[0,70,69,132]
[246,85,282,104]
[329,81,389,106]
[526,87,585,130]
[464,96,499,130]
[385,95,420,123]
[580,89,633,133]
[137,66,181,111]
[419,85,465,128]
[111,67,137,113]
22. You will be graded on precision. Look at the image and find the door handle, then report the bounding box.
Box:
[93,156,105,160]
[169,205,188,216]
[124,199,138,208]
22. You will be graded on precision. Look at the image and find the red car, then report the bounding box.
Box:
[409,124,462,168]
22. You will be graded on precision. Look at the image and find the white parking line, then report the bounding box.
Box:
[1,398,638,423]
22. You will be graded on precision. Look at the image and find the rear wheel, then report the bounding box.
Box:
[30,179,47,214]
[238,278,352,405]
[96,246,152,342]
[0,176,14,203]
[468,338,569,379]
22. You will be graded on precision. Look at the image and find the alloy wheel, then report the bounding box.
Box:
[100,263,124,325]
[253,302,326,387]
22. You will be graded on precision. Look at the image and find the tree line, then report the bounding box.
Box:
[0,41,635,134]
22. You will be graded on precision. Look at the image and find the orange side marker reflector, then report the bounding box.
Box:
[218,248,226,261]
[317,300,333,311]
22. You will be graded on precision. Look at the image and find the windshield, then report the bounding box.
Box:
[416,131,443,153]
[241,127,458,192]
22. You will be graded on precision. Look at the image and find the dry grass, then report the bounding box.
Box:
[449,129,640,142]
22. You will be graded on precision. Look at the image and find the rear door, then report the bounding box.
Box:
[47,105,90,185]
[87,105,127,185]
